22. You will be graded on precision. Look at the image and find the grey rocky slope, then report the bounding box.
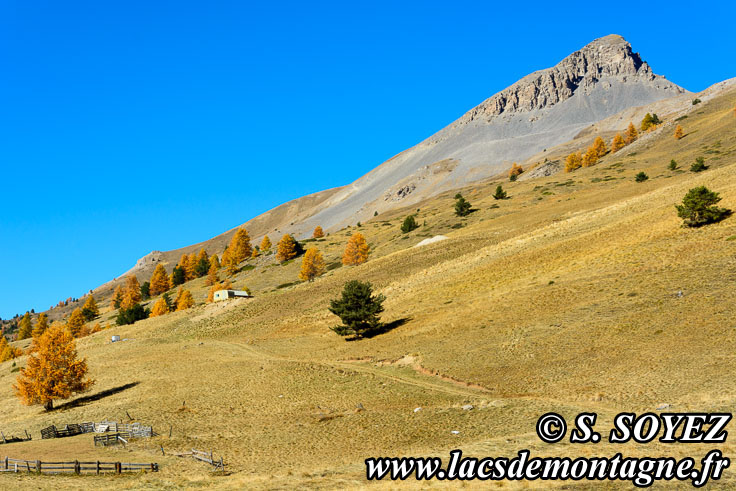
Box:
[122,34,688,279]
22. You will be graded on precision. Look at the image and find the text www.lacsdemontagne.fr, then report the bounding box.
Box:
[365,449,728,487]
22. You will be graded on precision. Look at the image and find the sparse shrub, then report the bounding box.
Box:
[493,185,508,200]
[668,160,678,171]
[400,215,419,233]
[454,194,472,216]
[329,280,385,339]
[690,157,708,172]
[635,172,649,182]
[692,98,701,105]
[676,186,731,227]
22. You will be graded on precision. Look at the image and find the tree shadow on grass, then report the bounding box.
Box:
[347,317,412,341]
[52,381,140,412]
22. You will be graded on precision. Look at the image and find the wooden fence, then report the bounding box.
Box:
[175,449,224,471]
[40,424,84,440]
[0,430,31,445]
[1,457,158,474]
[93,432,129,447]
[41,421,153,440]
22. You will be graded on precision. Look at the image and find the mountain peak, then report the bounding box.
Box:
[461,34,679,121]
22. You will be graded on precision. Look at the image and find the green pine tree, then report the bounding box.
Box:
[329,281,385,339]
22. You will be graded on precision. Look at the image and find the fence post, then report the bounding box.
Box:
[4,456,7,470]
[36,460,41,474]
[74,460,80,475]
[96,461,100,474]
[116,462,121,474]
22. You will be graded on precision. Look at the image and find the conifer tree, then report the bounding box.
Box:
[260,235,272,252]
[251,246,260,258]
[492,185,508,200]
[592,136,607,158]
[611,133,625,153]
[32,313,49,338]
[112,285,124,309]
[229,228,253,264]
[676,186,732,227]
[276,234,299,262]
[17,312,32,340]
[299,248,326,282]
[81,295,99,321]
[66,308,86,338]
[14,324,94,411]
[210,254,220,269]
[401,215,419,233]
[582,146,599,167]
[625,122,638,144]
[176,289,195,311]
[177,254,190,280]
[454,194,472,216]
[313,226,325,239]
[205,261,219,286]
[150,298,169,317]
[674,125,684,140]
[565,151,583,172]
[342,232,370,266]
[194,249,210,277]
[328,280,385,338]
[171,266,186,286]
[149,263,170,295]
[121,274,142,310]
[508,163,524,180]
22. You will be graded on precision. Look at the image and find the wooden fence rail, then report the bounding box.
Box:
[0,430,31,445]
[2,457,158,474]
[41,421,154,440]
[93,432,130,447]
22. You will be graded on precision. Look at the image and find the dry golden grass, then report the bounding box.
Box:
[2,88,736,488]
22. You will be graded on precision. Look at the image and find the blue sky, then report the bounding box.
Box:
[1,1,734,318]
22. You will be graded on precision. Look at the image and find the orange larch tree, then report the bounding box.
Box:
[508,163,524,179]
[312,226,325,239]
[150,298,169,317]
[32,313,49,338]
[582,146,599,167]
[175,288,195,311]
[260,235,272,252]
[149,263,170,295]
[564,152,582,172]
[624,122,638,144]
[120,274,142,310]
[0,336,22,362]
[17,312,32,340]
[205,261,219,286]
[66,308,86,338]
[14,324,94,411]
[674,125,684,140]
[592,136,607,158]
[276,234,299,262]
[299,248,325,282]
[112,285,124,309]
[342,232,370,266]
[611,133,625,153]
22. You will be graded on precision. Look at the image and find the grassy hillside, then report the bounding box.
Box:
[1,88,735,489]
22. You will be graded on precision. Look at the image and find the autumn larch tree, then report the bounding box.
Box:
[564,151,582,172]
[582,146,599,167]
[66,308,86,338]
[342,232,370,266]
[14,324,94,411]
[17,312,32,340]
[260,235,272,253]
[0,336,22,362]
[251,246,260,258]
[32,313,49,338]
[674,125,684,140]
[276,234,299,262]
[592,136,607,158]
[185,252,198,280]
[313,226,325,239]
[299,248,325,282]
[230,228,253,264]
[150,298,169,317]
[210,254,220,269]
[329,280,385,339]
[610,133,625,153]
[112,285,124,309]
[149,263,170,295]
[121,274,142,310]
[176,288,195,311]
[508,163,524,180]
[177,254,190,281]
[205,261,219,286]
[624,122,638,144]
[81,295,99,321]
